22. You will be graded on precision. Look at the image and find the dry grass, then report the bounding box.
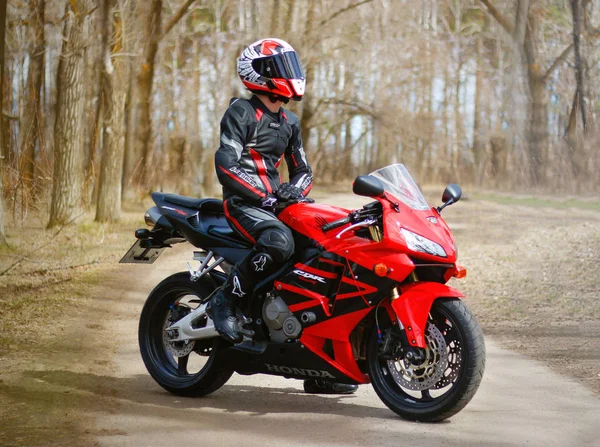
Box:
[0,202,149,358]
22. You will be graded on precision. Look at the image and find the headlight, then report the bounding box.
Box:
[401,228,447,258]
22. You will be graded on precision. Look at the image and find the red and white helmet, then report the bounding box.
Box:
[237,38,305,102]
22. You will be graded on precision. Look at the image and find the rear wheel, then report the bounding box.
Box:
[138,272,233,397]
[367,299,485,421]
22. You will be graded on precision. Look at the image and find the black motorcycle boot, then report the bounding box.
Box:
[208,267,253,344]
[303,380,359,395]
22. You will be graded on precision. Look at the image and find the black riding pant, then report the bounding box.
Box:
[223,196,294,295]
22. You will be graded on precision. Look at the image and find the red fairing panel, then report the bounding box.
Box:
[280,199,457,283]
[279,203,416,283]
[391,282,464,348]
[300,308,372,384]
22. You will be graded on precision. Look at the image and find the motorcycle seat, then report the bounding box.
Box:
[162,194,224,213]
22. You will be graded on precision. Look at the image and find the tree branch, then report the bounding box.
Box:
[478,0,514,34]
[318,0,373,28]
[162,0,196,38]
[513,0,530,44]
[542,43,573,81]
[0,213,83,276]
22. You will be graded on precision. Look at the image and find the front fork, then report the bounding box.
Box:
[377,286,413,359]
[385,281,465,349]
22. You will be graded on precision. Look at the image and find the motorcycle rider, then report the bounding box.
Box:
[210,38,357,395]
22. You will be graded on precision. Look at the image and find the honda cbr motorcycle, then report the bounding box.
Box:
[121,164,485,422]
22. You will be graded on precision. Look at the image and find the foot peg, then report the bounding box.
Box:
[238,318,255,338]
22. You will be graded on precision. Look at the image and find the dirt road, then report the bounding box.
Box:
[92,192,600,447]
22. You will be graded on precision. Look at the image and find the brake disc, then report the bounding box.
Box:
[386,322,449,391]
[163,314,195,358]
[433,338,463,389]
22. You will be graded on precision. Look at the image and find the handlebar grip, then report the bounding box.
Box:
[321,215,351,232]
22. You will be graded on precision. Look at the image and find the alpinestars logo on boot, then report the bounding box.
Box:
[232,276,246,297]
[253,255,267,272]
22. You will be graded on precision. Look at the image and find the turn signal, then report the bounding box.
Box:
[374,263,389,277]
[454,265,467,279]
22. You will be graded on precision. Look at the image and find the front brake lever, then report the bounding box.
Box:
[335,217,377,239]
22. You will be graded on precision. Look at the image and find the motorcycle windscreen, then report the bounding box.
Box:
[370,164,430,210]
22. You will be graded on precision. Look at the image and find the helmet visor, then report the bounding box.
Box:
[253,51,304,80]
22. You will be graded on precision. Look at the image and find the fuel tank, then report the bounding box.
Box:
[278,203,350,243]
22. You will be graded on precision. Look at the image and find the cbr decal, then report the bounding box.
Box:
[294,269,326,284]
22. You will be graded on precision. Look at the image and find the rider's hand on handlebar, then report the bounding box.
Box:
[276,183,303,202]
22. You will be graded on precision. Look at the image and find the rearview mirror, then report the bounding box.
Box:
[438,184,462,213]
[442,184,462,204]
[353,175,385,198]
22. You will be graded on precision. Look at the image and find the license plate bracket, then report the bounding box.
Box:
[119,239,165,264]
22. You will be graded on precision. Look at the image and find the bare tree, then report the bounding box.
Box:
[134,0,163,189]
[47,0,91,228]
[0,0,8,244]
[19,0,45,196]
[96,0,127,222]
[479,0,573,186]
[571,0,587,131]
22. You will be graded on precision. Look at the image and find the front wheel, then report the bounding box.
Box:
[138,272,234,397]
[367,299,485,422]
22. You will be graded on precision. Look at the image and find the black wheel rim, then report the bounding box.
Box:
[143,286,220,386]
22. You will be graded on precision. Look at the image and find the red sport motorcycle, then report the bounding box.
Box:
[122,164,485,422]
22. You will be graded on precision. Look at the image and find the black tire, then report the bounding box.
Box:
[138,272,234,397]
[367,299,485,422]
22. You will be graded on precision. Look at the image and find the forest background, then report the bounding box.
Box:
[2,3,600,443]
[0,0,599,234]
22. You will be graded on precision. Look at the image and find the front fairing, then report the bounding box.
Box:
[380,197,457,264]
[280,199,456,284]
[279,165,457,283]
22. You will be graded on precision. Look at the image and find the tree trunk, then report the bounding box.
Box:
[270,0,280,35]
[0,0,8,243]
[299,0,316,155]
[473,37,485,184]
[1,49,11,168]
[121,53,135,200]
[96,0,126,222]
[135,0,162,189]
[19,0,45,195]
[527,74,547,187]
[84,15,105,207]
[47,1,89,228]
[571,0,587,130]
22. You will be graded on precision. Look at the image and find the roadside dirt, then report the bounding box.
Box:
[0,207,146,447]
[1,190,599,446]
[444,197,600,394]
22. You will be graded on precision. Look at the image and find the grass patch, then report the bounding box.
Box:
[472,192,600,211]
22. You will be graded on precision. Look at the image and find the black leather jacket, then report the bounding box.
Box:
[214,95,313,204]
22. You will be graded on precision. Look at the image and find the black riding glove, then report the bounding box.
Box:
[276,183,303,202]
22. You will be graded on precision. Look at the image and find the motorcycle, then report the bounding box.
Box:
[121,163,485,422]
